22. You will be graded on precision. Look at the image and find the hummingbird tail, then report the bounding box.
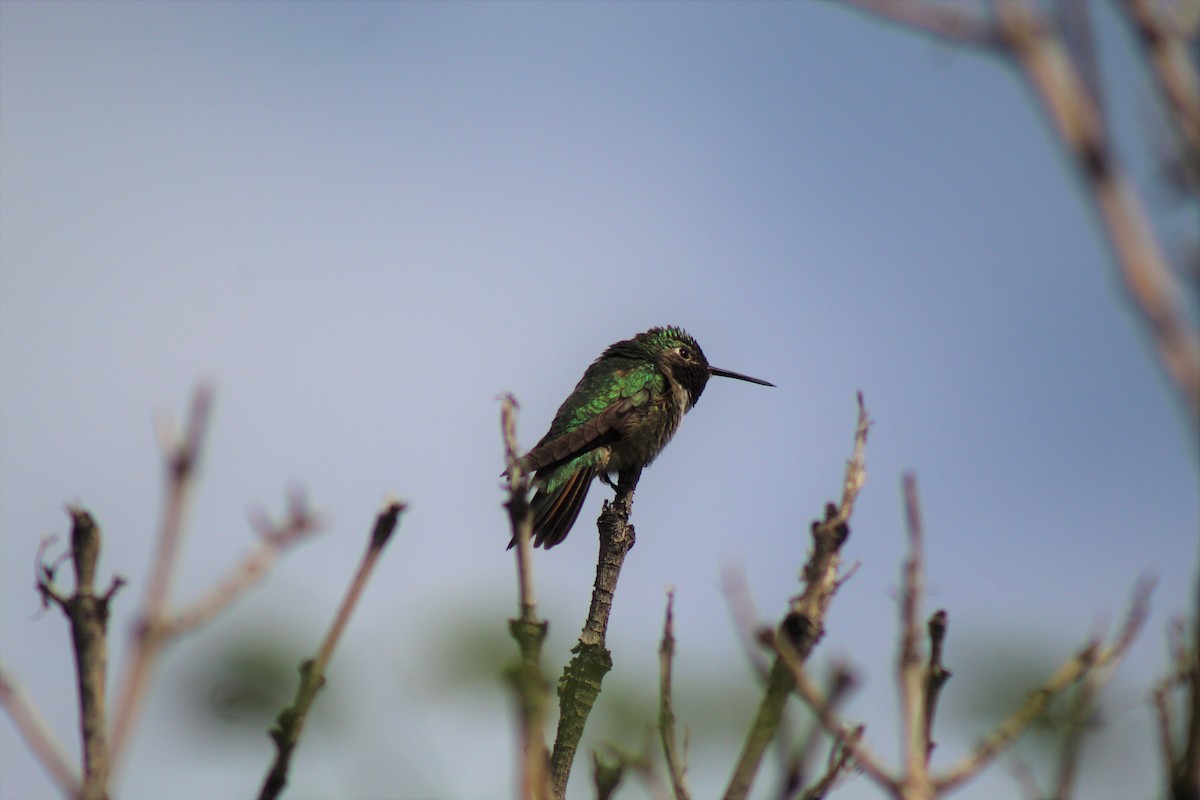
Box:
[520,464,596,549]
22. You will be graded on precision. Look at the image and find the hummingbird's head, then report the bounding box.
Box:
[639,326,774,408]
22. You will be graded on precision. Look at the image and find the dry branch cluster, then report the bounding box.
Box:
[843,0,1200,433]
[501,390,1185,800]
[1,386,404,800]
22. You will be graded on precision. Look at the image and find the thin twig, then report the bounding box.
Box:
[1051,679,1096,800]
[502,395,540,624]
[934,578,1154,793]
[837,0,1200,433]
[1006,756,1043,800]
[258,500,405,800]
[799,724,864,800]
[897,474,929,793]
[1057,0,1104,117]
[0,662,82,797]
[1051,575,1158,799]
[659,588,692,800]
[1154,595,1200,800]
[781,663,857,800]
[996,0,1200,430]
[922,610,952,765]
[830,391,872,527]
[501,395,553,800]
[162,493,320,639]
[1153,661,1180,800]
[840,0,998,46]
[1121,0,1200,179]
[775,634,899,794]
[724,393,871,800]
[720,560,771,679]
[1179,598,1200,800]
[110,384,214,773]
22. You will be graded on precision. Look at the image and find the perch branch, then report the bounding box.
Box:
[549,465,640,799]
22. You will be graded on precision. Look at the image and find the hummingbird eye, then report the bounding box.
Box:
[676,346,692,360]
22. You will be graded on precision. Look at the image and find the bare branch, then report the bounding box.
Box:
[720,560,771,679]
[922,610,952,765]
[258,499,405,800]
[897,474,930,790]
[836,0,1200,434]
[782,663,857,800]
[502,394,540,624]
[1120,0,1200,179]
[1179,601,1200,800]
[110,384,214,772]
[840,0,997,46]
[829,391,872,528]
[550,467,639,799]
[934,578,1154,793]
[997,0,1200,429]
[799,724,864,800]
[35,507,124,800]
[162,493,320,639]
[1154,598,1200,800]
[500,395,553,800]
[724,394,871,800]
[1051,678,1097,800]
[0,662,82,798]
[775,634,900,795]
[659,588,692,800]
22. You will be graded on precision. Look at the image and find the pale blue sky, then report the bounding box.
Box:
[2,3,1196,799]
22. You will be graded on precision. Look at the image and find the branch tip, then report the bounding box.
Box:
[370,500,407,551]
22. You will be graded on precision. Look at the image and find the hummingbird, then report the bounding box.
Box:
[512,326,773,549]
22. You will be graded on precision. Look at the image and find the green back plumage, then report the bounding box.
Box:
[534,359,662,489]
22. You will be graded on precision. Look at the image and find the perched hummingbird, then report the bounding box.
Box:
[513,326,773,549]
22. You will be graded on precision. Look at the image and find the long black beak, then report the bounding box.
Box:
[709,366,775,387]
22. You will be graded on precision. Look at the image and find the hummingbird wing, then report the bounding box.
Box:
[518,407,623,472]
[518,381,655,473]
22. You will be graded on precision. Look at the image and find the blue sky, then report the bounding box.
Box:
[1,3,1196,799]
